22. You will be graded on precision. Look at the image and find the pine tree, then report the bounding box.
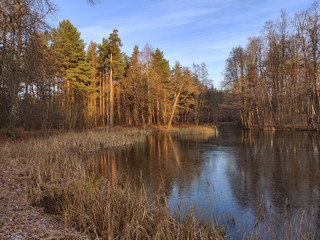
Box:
[86,41,100,128]
[140,44,155,126]
[151,48,170,125]
[51,19,91,128]
[107,29,125,127]
[97,38,109,126]
[123,45,147,127]
[98,29,125,127]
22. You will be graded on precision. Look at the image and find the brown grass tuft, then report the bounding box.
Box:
[166,126,219,135]
[3,129,225,239]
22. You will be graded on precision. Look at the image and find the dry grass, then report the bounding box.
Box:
[2,128,317,239]
[166,126,218,135]
[241,213,317,240]
[238,198,317,240]
[3,129,225,240]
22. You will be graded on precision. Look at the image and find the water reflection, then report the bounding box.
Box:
[234,131,319,211]
[88,130,320,238]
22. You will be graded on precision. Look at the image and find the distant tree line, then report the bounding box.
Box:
[224,1,320,130]
[0,0,223,133]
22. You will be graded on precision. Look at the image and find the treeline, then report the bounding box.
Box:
[0,0,223,132]
[224,1,320,130]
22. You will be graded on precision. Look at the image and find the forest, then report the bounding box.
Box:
[224,2,320,130]
[2,1,320,239]
[0,0,223,134]
[2,0,320,133]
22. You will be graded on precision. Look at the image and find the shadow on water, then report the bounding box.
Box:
[86,130,320,239]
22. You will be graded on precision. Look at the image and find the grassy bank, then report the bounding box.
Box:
[3,129,225,239]
[165,125,218,135]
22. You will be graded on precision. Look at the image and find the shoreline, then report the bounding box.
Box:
[0,128,224,240]
[0,126,318,239]
[0,153,88,239]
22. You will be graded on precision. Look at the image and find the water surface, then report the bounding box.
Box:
[87,130,320,238]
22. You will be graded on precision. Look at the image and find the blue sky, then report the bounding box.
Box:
[49,0,316,88]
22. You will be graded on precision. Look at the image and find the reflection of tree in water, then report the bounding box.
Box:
[228,130,320,224]
[85,130,320,234]
[92,133,217,199]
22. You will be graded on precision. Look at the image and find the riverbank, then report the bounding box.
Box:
[1,128,225,239]
[217,121,320,132]
[0,155,88,239]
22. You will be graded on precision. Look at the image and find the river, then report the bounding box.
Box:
[87,129,320,239]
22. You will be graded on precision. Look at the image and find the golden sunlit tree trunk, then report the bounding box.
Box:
[109,52,114,127]
[117,84,121,124]
[167,90,182,128]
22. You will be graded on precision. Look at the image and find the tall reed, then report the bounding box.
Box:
[4,129,225,239]
[166,126,218,135]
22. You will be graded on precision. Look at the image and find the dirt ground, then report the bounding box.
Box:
[0,135,87,240]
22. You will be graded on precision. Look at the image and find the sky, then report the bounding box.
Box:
[48,0,316,88]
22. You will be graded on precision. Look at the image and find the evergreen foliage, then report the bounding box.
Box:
[0,2,222,131]
[51,19,92,128]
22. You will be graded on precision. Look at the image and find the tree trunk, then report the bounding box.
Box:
[99,75,103,126]
[167,91,181,128]
[110,52,114,127]
[103,73,106,126]
[156,99,160,125]
[117,84,121,124]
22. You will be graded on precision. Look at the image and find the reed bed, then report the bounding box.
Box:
[4,129,225,240]
[166,126,218,135]
[240,209,317,240]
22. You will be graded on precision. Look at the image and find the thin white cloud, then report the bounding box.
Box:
[79,2,219,44]
[97,7,216,32]
[75,0,316,88]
